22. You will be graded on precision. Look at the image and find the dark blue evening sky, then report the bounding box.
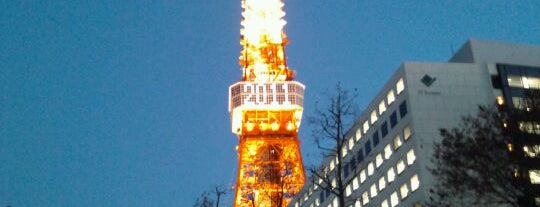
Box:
[2,0,539,206]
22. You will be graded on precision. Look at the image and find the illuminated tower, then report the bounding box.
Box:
[228,0,305,206]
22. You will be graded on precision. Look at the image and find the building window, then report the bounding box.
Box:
[376,153,383,168]
[346,184,352,196]
[342,146,348,158]
[353,177,359,190]
[396,78,405,94]
[400,183,409,199]
[394,135,402,150]
[381,199,389,207]
[356,128,362,141]
[387,90,395,105]
[529,170,540,184]
[333,197,338,207]
[319,191,325,203]
[370,184,378,198]
[399,101,408,118]
[390,112,398,128]
[379,176,386,191]
[508,75,540,89]
[397,160,406,174]
[407,149,416,166]
[404,126,412,140]
[379,100,386,115]
[387,167,396,183]
[384,144,393,159]
[381,121,389,137]
[363,121,369,133]
[518,122,540,135]
[524,145,540,158]
[373,131,380,146]
[365,141,372,154]
[360,169,366,183]
[410,174,420,191]
[355,200,361,207]
[368,162,374,176]
[357,148,364,162]
[390,192,399,207]
[330,160,335,171]
[371,110,378,124]
[362,192,369,205]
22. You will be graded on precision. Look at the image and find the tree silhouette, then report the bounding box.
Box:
[308,83,358,207]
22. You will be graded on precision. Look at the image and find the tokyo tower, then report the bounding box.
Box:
[228,0,306,206]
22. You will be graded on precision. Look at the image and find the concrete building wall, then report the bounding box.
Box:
[288,39,540,207]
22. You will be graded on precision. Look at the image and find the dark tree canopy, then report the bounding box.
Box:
[428,106,525,206]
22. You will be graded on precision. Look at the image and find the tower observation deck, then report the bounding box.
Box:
[228,0,306,206]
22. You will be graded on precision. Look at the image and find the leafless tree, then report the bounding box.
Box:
[308,83,358,207]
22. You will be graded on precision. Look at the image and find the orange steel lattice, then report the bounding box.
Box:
[228,0,305,206]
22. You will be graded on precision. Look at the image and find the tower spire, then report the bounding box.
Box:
[229,0,306,206]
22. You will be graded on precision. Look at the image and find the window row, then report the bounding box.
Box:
[379,174,421,207]
[347,148,416,203]
[342,100,409,163]
[507,75,540,90]
[518,121,540,135]
[341,125,412,181]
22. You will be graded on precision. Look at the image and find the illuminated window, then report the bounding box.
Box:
[371,110,378,124]
[400,183,409,199]
[368,162,374,176]
[381,199,389,207]
[346,184,352,196]
[364,120,369,134]
[331,177,336,188]
[342,146,348,158]
[349,138,355,150]
[354,200,361,207]
[519,122,540,135]
[387,167,396,183]
[362,192,369,205]
[410,174,420,191]
[397,160,406,174]
[404,126,412,140]
[356,128,362,141]
[379,100,386,115]
[524,145,540,158]
[390,192,399,207]
[376,153,383,168]
[396,78,405,94]
[508,75,524,88]
[333,197,338,207]
[387,90,395,105]
[370,184,378,198]
[379,176,386,191]
[352,177,359,190]
[330,160,335,171]
[530,170,540,184]
[360,170,366,183]
[406,149,416,166]
[512,97,534,111]
[394,135,402,150]
[384,144,393,159]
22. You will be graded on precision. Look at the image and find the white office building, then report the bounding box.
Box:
[289,39,540,207]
